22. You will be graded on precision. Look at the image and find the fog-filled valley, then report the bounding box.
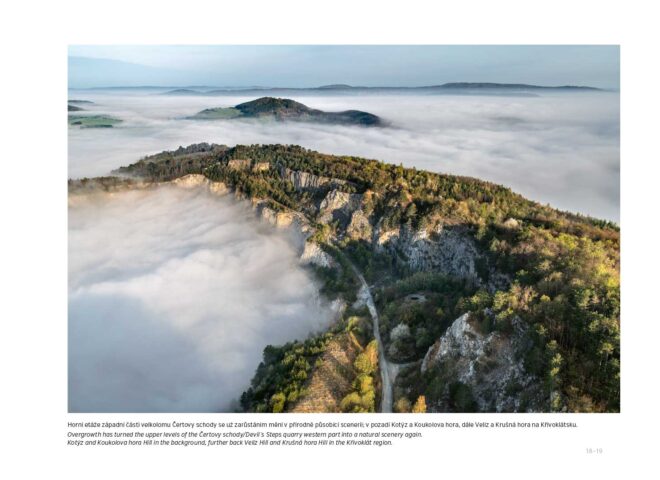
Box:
[68,89,619,221]
[67,86,620,413]
[68,186,334,412]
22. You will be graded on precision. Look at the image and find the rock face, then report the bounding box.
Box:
[346,209,373,241]
[406,226,480,278]
[300,241,334,268]
[279,166,347,191]
[375,223,481,280]
[256,203,308,231]
[227,159,251,170]
[318,189,362,226]
[252,162,270,172]
[171,174,229,195]
[421,313,541,412]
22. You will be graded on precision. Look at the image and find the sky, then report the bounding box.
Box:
[68,45,620,89]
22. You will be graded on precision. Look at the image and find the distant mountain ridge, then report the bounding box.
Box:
[160,82,602,96]
[437,82,599,90]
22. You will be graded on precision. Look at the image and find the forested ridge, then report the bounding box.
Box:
[109,143,619,412]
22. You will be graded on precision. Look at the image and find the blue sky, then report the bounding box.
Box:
[68,45,619,89]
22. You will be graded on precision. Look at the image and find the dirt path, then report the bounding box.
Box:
[353,270,400,413]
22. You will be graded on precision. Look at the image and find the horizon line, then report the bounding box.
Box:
[68,82,616,91]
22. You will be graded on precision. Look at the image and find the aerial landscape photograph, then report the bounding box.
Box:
[67,45,620,414]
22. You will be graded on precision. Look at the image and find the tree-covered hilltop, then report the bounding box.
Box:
[187,97,384,126]
[68,115,123,129]
[116,143,617,234]
[112,143,619,412]
[114,143,228,179]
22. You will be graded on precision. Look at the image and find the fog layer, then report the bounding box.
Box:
[68,91,619,221]
[68,186,332,412]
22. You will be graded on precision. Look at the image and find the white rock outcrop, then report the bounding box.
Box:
[318,189,362,225]
[421,313,483,374]
[171,174,228,195]
[346,209,373,241]
[375,223,481,280]
[300,242,334,268]
[422,313,539,412]
[279,167,347,191]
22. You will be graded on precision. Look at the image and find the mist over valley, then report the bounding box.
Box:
[68,186,334,412]
[68,89,619,221]
[67,71,620,413]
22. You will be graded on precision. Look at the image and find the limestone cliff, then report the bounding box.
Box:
[279,166,348,191]
[171,173,229,195]
[421,313,542,412]
[346,209,373,241]
[318,189,363,226]
[300,242,334,268]
[375,222,481,280]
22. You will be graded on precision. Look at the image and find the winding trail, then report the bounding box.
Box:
[353,269,400,413]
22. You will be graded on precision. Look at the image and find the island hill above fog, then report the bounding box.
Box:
[67,100,124,129]
[72,142,620,414]
[188,97,384,126]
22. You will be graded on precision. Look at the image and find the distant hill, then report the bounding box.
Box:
[162,88,205,96]
[68,104,84,112]
[68,115,122,128]
[68,99,94,104]
[438,82,600,90]
[318,84,354,89]
[188,97,384,126]
[163,82,602,97]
